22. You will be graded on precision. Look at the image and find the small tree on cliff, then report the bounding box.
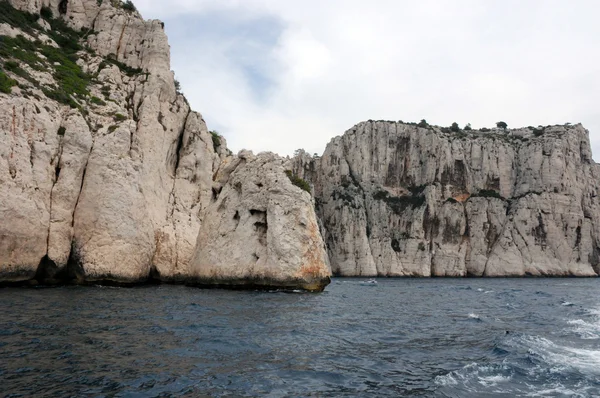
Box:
[496,121,508,130]
[418,119,428,128]
[122,0,136,12]
[450,122,460,132]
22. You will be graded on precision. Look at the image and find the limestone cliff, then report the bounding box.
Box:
[0,0,331,289]
[293,121,600,277]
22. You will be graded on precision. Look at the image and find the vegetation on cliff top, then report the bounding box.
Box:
[0,68,17,93]
[0,1,95,107]
[0,1,145,109]
[285,170,311,194]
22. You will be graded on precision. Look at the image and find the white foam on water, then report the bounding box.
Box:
[568,319,600,340]
[517,335,600,374]
[477,288,484,292]
[525,383,592,398]
[478,374,512,387]
[435,363,512,393]
[434,372,458,386]
[567,306,600,340]
[468,313,480,319]
[587,307,600,317]
[561,301,574,306]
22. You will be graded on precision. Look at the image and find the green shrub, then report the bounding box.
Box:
[174,78,181,93]
[40,6,53,20]
[101,85,111,98]
[464,123,472,131]
[0,2,93,107]
[105,54,142,77]
[408,185,427,196]
[209,130,221,152]
[285,170,311,194]
[450,122,460,132]
[0,1,41,35]
[43,87,78,108]
[496,121,508,130]
[471,189,505,200]
[114,113,127,122]
[4,60,19,71]
[57,126,66,136]
[0,69,17,93]
[417,119,428,128]
[0,35,45,70]
[418,242,427,251]
[2,59,37,86]
[372,189,425,213]
[90,96,106,106]
[108,125,118,133]
[533,128,545,137]
[121,0,136,12]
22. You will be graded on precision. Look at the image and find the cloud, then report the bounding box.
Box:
[134,0,600,159]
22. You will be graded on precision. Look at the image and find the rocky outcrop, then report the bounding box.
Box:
[293,122,600,277]
[189,151,331,292]
[0,0,330,290]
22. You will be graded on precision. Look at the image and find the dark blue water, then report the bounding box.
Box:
[1,278,600,397]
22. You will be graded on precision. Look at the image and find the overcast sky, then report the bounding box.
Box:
[134,0,600,159]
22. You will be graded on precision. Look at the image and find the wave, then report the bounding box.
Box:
[568,307,600,340]
[436,332,600,396]
[434,362,513,393]
[568,319,600,340]
[515,335,600,374]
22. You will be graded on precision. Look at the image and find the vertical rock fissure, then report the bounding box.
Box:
[72,144,93,230]
[173,109,191,173]
[63,142,94,281]
[35,137,65,284]
[165,109,191,271]
[115,19,129,60]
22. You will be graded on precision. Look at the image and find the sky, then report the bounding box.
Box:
[133,0,600,159]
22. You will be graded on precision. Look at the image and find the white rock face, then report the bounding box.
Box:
[294,122,600,277]
[0,0,329,290]
[0,0,221,284]
[0,96,62,281]
[189,152,331,291]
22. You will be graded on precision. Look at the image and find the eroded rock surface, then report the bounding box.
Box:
[190,152,331,292]
[293,122,600,277]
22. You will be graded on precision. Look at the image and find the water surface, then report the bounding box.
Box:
[2,278,600,396]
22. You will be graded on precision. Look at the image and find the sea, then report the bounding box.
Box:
[1,278,600,397]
